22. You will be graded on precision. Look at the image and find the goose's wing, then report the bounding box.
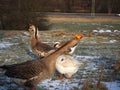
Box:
[0,60,44,79]
[36,42,55,52]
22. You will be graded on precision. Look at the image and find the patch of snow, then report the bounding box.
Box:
[23,31,29,36]
[109,40,117,43]
[0,86,8,90]
[0,42,18,49]
[37,79,120,90]
[99,29,105,33]
[114,30,119,32]
[92,30,98,33]
[105,29,112,33]
[102,39,118,44]
[116,14,120,16]
[3,58,12,64]
[74,55,99,61]
[37,79,81,90]
[0,55,120,90]
[85,62,97,70]
[104,81,120,90]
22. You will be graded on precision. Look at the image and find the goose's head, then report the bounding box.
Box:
[75,34,84,40]
[56,55,67,65]
[29,24,39,38]
[54,34,84,49]
[56,55,84,66]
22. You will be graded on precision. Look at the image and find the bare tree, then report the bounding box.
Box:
[91,0,95,16]
[64,0,72,13]
[107,0,113,15]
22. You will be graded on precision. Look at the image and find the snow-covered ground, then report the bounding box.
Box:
[0,42,18,49]
[0,30,120,90]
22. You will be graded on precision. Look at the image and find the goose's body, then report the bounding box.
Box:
[56,55,84,78]
[29,24,55,58]
[0,60,50,87]
[0,34,84,89]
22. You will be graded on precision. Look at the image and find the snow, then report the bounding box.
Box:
[0,30,120,90]
[92,30,98,33]
[36,79,120,90]
[105,29,112,33]
[0,86,8,90]
[116,14,120,16]
[109,40,117,43]
[1,76,120,90]
[23,31,29,36]
[92,29,112,33]
[114,30,119,32]
[0,42,18,49]
[36,55,120,90]
[37,79,81,90]
[105,81,120,90]
[99,29,105,33]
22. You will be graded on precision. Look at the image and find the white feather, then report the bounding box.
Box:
[56,55,84,78]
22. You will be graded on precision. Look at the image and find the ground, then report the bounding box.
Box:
[0,22,120,90]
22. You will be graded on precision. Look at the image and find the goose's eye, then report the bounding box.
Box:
[31,29,34,32]
[61,58,64,61]
[29,28,33,31]
[30,28,34,31]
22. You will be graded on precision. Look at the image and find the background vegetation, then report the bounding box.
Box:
[0,0,120,30]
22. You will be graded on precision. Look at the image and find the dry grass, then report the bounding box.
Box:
[81,82,108,90]
[114,60,120,72]
[46,16,120,23]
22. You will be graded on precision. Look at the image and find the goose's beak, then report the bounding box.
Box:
[75,34,84,40]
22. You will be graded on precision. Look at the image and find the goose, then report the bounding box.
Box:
[56,55,84,79]
[29,24,55,58]
[54,40,81,79]
[0,33,84,90]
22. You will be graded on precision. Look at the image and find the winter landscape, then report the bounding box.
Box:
[0,22,120,90]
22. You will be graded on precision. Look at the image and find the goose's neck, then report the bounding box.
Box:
[31,36,39,47]
[31,28,39,47]
[43,38,80,72]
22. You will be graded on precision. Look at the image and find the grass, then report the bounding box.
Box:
[75,43,119,56]
[0,21,120,90]
[48,22,120,32]
[47,16,120,23]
